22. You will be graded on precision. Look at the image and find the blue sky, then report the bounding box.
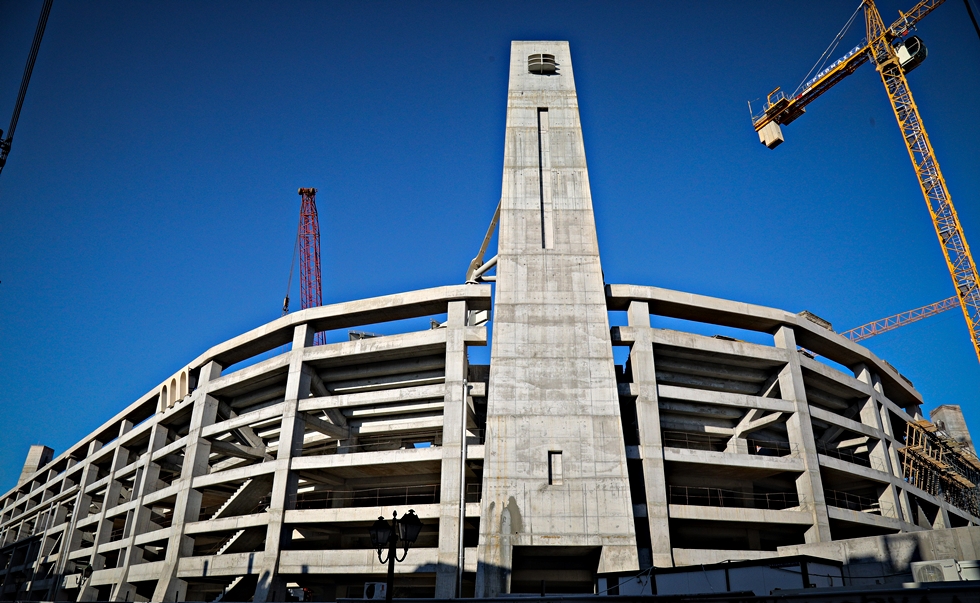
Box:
[1,1,979,492]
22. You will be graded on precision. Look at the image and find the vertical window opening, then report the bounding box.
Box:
[548,451,563,485]
[537,107,554,249]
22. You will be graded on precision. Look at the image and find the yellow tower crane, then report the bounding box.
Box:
[752,0,980,363]
[839,295,959,341]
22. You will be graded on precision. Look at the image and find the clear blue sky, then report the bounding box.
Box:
[2,1,979,493]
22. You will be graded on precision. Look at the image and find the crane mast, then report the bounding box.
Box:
[753,0,980,363]
[864,0,980,362]
[298,187,325,345]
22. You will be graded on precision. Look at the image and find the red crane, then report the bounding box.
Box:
[283,188,325,345]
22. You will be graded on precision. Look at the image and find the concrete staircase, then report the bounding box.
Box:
[212,576,244,602]
[216,529,246,555]
[209,475,273,521]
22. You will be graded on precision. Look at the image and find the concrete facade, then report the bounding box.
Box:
[476,42,637,596]
[930,405,975,454]
[2,41,979,601]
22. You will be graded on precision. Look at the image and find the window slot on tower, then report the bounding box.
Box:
[537,107,554,250]
[548,451,563,485]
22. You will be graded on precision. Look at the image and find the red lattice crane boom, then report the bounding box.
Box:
[298,187,325,345]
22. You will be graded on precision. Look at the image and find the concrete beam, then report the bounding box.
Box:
[291,447,443,473]
[663,447,804,472]
[192,462,275,490]
[667,504,813,525]
[607,284,922,407]
[284,504,441,524]
[300,413,348,440]
[655,384,796,413]
[299,384,447,412]
[817,454,892,484]
[737,411,786,436]
[303,328,449,367]
[202,404,286,440]
[207,440,270,462]
[826,505,905,531]
[278,547,440,575]
[184,513,269,535]
[207,356,290,399]
[190,285,491,370]
[809,406,882,440]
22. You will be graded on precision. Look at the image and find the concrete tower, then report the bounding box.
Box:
[475,42,639,595]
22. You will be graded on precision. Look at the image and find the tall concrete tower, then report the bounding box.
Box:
[476,41,638,595]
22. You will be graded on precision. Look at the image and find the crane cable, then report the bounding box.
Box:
[0,0,54,176]
[282,213,302,316]
[793,1,864,97]
[965,0,980,43]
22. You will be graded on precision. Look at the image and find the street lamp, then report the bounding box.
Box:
[369,509,423,602]
[78,563,93,594]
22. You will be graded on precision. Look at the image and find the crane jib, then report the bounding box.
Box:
[800,43,866,93]
[752,0,980,364]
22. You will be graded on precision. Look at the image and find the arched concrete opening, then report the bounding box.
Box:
[179,370,188,399]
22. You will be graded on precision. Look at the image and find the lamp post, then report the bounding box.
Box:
[368,509,423,603]
[77,563,93,597]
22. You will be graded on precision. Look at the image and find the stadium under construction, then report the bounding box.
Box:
[2,41,979,601]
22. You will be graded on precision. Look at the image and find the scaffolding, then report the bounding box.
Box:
[901,420,980,517]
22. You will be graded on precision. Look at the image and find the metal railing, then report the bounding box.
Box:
[301,430,440,456]
[661,431,795,457]
[668,485,800,510]
[290,484,440,510]
[817,444,888,473]
[301,428,486,457]
[823,489,891,516]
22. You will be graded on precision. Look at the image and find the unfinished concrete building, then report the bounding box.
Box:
[2,41,979,601]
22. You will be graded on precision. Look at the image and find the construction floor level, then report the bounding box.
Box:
[2,41,980,602]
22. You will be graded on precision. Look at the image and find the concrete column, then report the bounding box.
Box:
[436,301,469,597]
[50,462,98,602]
[85,443,131,580]
[853,365,905,522]
[151,360,222,603]
[253,324,313,603]
[773,326,832,543]
[111,422,170,601]
[32,496,69,599]
[869,372,915,524]
[625,301,672,568]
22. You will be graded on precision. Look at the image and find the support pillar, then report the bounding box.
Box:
[436,301,469,596]
[773,326,832,543]
[625,301,672,568]
[151,361,222,602]
[253,324,313,603]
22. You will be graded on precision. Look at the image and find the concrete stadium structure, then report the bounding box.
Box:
[2,41,979,601]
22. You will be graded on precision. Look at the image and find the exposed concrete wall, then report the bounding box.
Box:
[476,41,638,596]
[18,446,53,487]
[930,405,975,454]
[778,525,980,585]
